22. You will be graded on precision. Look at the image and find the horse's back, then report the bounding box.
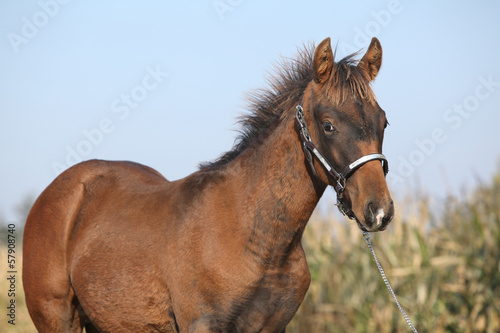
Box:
[23,160,176,332]
[24,159,169,251]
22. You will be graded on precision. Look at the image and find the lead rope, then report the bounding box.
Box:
[362,231,419,333]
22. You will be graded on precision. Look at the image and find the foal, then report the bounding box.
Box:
[23,37,393,332]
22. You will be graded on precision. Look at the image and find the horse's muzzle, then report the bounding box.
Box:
[359,199,394,232]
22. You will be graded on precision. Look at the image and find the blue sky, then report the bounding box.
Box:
[1,1,500,221]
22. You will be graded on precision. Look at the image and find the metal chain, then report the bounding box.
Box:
[362,231,419,333]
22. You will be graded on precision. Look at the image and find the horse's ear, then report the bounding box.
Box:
[313,37,334,84]
[358,37,382,81]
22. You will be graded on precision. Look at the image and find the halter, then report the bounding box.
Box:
[294,104,389,217]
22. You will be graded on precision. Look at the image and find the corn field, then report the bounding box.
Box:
[289,170,500,332]
[1,168,500,332]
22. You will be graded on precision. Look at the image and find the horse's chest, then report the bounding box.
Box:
[231,264,311,332]
[236,286,303,331]
[174,248,311,332]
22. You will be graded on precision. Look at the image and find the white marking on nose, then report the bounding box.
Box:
[375,209,385,229]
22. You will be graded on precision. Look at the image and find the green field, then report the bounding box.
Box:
[2,168,499,332]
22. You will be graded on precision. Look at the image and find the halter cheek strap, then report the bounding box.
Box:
[294,104,389,217]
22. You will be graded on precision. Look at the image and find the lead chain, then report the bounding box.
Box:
[362,231,419,333]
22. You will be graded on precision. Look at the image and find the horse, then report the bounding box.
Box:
[23,36,394,332]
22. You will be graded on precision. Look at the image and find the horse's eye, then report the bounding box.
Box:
[323,121,335,133]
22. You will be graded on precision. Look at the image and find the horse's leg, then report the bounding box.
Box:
[24,254,86,332]
[23,287,85,332]
[23,180,87,332]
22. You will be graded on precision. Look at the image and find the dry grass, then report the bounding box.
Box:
[288,170,500,332]
[0,245,36,332]
[2,169,500,332]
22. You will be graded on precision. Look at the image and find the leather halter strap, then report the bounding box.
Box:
[294,104,389,216]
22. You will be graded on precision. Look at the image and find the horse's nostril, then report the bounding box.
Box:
[364,202,377,226]
[364,200,393,231]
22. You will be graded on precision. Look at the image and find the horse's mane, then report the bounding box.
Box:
[199,43,375,170]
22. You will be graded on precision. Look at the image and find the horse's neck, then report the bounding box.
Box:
[234,110,326,264]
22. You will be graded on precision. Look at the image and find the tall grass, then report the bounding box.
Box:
[1,169,499,332]
[289,170,500,332]
[0,245,36,333]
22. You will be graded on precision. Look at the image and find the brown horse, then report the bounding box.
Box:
[23,37,393,332]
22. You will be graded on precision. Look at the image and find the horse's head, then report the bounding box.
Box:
[302,37,393,232]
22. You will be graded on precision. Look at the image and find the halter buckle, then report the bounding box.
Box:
[335,177,346,193]
[336,194,354,220]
